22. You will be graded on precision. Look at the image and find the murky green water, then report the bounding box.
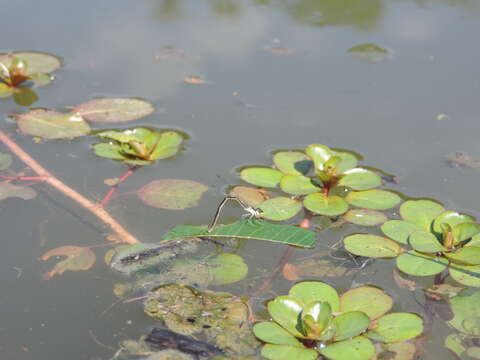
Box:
[1,0,480,359]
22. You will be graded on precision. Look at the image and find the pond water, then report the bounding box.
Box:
[1,0,480,359]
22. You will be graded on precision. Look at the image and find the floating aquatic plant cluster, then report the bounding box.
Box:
[1,50,479,360]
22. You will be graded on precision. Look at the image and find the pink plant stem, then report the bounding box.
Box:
[0,130,139,244]
[0,175,49,181]
[100,167,136,207]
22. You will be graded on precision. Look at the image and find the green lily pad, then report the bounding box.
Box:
[93,143,128,160]
[340,286,393,320]
[396,251,448,276]
[344,234,403,258]
[367,313,423,343]
[229,186,269,207]
[380,342,417,360]
[0,182,37,200]
[446,247,480,265]
[13,87,38,106]
[273,151,312,175]
[320,336,375,360]
[280,174,319,195]
[303,193,349,216]
[257,197,303,221]
[346,190,401,210]
[253,322,303,346]
[29,73,53,88]
[331,151,358,173]
[240,167,283,188]
[338,168,381,190]
[74,97,155,123]
[453,223,480,244]
[305,144,333,170]
[267,296,305,337]
[408,230,446,253]
[469,234,480,247]
[0,51,62,74]
[206,253,248,285]
[0,83,14,98]
[444,333,466,358]
[13,109,91,139]
[261,344,318,360]
[0,153,12,170]
[348,43,391,63]
[137,179,208,210]
[161,219,316,248]
[333,311,370,341]
[289,281,340,312]
[433,211,476,233]
[381,220,422,245]
[343,209,387,226]
[399,200,445,230]
[449,288,480,335]
[449,264,480,287]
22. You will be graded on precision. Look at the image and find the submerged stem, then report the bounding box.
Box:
[0,130,139,244]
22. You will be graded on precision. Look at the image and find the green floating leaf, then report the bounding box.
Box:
[137,179,208,210]
[399,200,445,230]
[261,344,318,360]
[0,182,37,200]
[444,333,466,358]
[333,311,370,341]
[344,209,387,226]
[0,51,62,74]
[338,168,381,190]
[449,264,480,287]
[446,247,480,265]
[380,342,417,360]
[29,73,53,88]
[331,151,358,173]
[280,174,319,195]
[433,211,476,233]
[273,151,312,175]
[453,223,480,244]
[74,97,155,123]
[408,230,446,253]
[348,43,391,63]
[267,296,305,338]
[381,220,422,245]
[258,197,303,221]
[367,313,423,343]
[162,219,316,248]
[449,288,480,335]
[253,322,303,346]
[0,153,12,170]
[344,234,403,258]
[0,83,15,98]
[205,253,248,285]
[467,347,480,359]
[320,336,375,360]
[396,251,448,276]
[302,301,332,337]
[93,143,127,160]
[13,87,38,106]
[289,281,340,312]
[240,167,283,188]
[13,109,91,139]
[346,190,401,210]
[303,193,348,216]
[340,286,393,320]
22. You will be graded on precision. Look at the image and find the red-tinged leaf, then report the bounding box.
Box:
[0,182,37,200]
[74,98,154,123]
[282,263,300,281]
[40,246,96,279]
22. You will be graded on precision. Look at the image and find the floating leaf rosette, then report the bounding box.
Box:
[0,51,61,105]
[93,127,184,165]
[238,145,400,221]
[253,281,423,360]
[344,199,480,286]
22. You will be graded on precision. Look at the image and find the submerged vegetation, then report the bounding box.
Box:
[1,48,479,360]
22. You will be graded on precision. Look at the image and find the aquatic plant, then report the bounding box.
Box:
[93,127,184,165]
[253,281,423,360]
[238,144,401,223]
[0,51,61,105]
[344,199,480,286]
